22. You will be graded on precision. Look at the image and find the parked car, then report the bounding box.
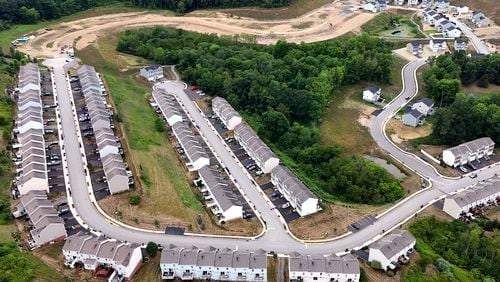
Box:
[243,212,253,219]
[271,191,280,198]
[190,86,199,91]
[255,170,264,176]
[469,173,477,179]
[281,203,291,209]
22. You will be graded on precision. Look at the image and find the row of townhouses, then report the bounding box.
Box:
[14,63,49,196]
[442,137,495,168]
[368,229,416,271]
[63,232,143,280]
[288,253,360,282]
[160,246,267,281]
[443,178,500,218]
[12,190,66,248]
[213,97,321,217]
[77,65,131,194]
[152,89,247,222]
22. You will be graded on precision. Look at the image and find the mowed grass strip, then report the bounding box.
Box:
[78,38,204,226]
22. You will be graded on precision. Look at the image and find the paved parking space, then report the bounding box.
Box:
[94,190,110,201]
[348,215,377,233]
[165,226,185,235]
[453,156,500,174]
[260,182,274,190]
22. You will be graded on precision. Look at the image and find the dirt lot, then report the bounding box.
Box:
[418,145,461,177]
[386,119,432,144]
[20,1,374,58]
[289,203,390,240]
[451,0,500,25]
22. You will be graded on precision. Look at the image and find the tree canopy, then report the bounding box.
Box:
[117,27,404,205]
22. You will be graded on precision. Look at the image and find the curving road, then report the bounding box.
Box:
[43,53,499,255]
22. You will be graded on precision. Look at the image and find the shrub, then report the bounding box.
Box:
[129,195,141,205]
[371,260,383,269]
[146,241,158,257]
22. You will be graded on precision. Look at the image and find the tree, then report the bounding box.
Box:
[146,241,158,257]
[18,6,40,24]
[370,260,383,269]
[259,110,289,142]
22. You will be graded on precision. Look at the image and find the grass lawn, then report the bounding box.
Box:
[132,255,161,282]
[362,11,423,38]
[222,0,332,20]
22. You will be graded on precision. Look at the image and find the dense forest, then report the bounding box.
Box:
[117,27,404,204]
[421,53,500,146]
[408,217,499,281]
[0,0,290,29]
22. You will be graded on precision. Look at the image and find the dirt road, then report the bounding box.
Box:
[20,2,374,57]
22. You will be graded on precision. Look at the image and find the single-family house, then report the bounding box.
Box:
[212,96,242,130]
[63,233,143,280]
[288,252,360,282]
[456,5,469,15]
[368,229,416,271]
[363,3,377,13]
[411,98,434,115]
[394,0,404,6]
[443,179,499,218]
[454,38,469,51]
[139,65,163,81]
[407,0,418,7]
[432,14,447,26]
[407,42,424,56]
[444,26,461,38]
[233,122,279,173]
[402,109,424,127]
[429,39,447,53]
[376,0,387,11]
[435,0,449,9]
[362,87,381,103]
[442,137,495,167]
[470,11,490,27]
[421,0,432,8]
[271,165,320,217]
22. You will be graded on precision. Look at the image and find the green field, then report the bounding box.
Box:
[362,12,423,38]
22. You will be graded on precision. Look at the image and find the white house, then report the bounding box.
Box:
[363,3,377,13]
[171,121,210,171]
[407,0,418,7]
[443,179,499,219]
[362,87,381,103]
[444,26,461,38]
[152,88,183,126]
[470,11,490,28]
[63,233,143,280]
[197,166,243,223]
[288,253,360,282]
[429,39,447,53]
[368,229,416,271]
[140,65,163,81]
[411,98,434,115]
[407,42,424,56]
[454,38,469,51]
[160,246,267,281]
[394,0,404,6]
[421,0,432,8]
[442,137,495,167]
[456,5,469,15]
[212,96,242,130]
[423,9,437,24]
[271,165,320,217]
[435,0,449,9]
[234,122,279,173]
[402,109,424,127]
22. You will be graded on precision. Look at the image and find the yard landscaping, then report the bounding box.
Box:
[78,34,261,236]
[361,11,423,38]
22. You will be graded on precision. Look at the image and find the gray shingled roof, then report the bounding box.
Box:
[234,123,277,165]
[369,229,415,259]
[153,89,184,121]
[215,248,234,267]
[212,97,241,125]
[448,180,499,208]
[171,122,209,164]
[271,165,316,204]
[198,166,241,212]
[445,137,495,157]
[180,246,200,265]
[404,109,423,119]
[232,250,251,268]
[160,245,182,264]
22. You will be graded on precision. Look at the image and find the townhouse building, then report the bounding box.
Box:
[289,253,360,282]
[197,165,243,223]
[13,191,66,248]
[152,88,184,126]
[63,233,143,280]
[171,121,210,171]
[368,229,416,271]
[271,165,320,217]
[15,63,49,195]
[443,179,500,218]
[160,246,267,281]
[234,122,279,173]
[442,137,495,167]
[212,97,242,130]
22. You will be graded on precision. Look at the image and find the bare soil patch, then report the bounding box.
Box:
[386,119,432,144]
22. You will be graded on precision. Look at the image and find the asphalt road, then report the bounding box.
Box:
[43,56,499,256]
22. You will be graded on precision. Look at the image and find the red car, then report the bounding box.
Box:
[190,86,199,91]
